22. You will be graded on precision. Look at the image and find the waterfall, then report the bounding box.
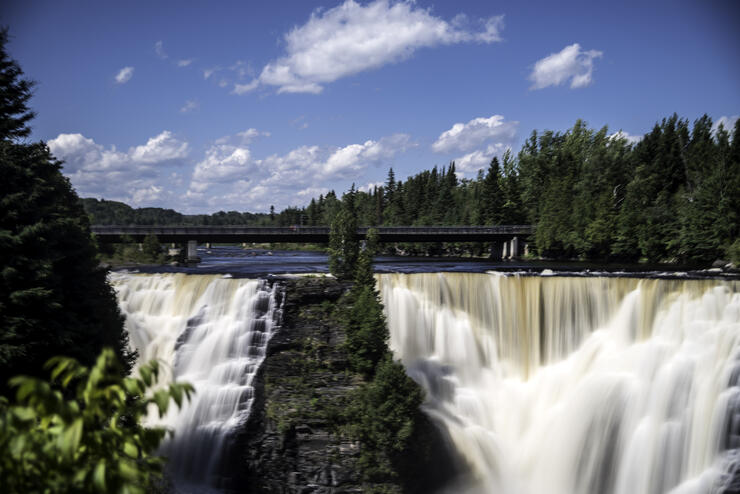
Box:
[378,273,740,494]
[110,272,282,488]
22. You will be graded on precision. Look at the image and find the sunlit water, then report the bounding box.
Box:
[378,273,740,494]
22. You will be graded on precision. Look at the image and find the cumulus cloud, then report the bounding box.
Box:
[187,131,414,210]
[177,59,193,67]
[432,115,517,154]
[180,100,199,113]
[712,115,738,136]
[529,43,602,90]
[431,115,518,173]
[236,0,504,94]
[114,66,134,84]
[129,131,190,163]
[155,41,167,59]
[48,131,189,206]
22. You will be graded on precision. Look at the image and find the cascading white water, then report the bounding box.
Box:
[109,272,282,488]
[378,273,740,494]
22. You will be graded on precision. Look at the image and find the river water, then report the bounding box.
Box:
[110,246,740,493]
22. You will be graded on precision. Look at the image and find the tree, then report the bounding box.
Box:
[349,356,425,480]
[140,234,162,262]
[0,29,35,141]
[0,31,132,391]
[327,197,359,279]
[0,348,193,494]
[479,157,504,225]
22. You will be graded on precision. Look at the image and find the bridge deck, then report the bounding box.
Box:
[91,225,534,243]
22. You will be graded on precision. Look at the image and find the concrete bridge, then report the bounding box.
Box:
[91,225,534,261]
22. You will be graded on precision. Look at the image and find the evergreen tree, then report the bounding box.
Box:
[0,29,35,141]
[327,195,359,279]
[0,32,132,391]
[479,157,504,225]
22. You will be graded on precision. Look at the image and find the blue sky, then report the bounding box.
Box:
[3,0,739,213]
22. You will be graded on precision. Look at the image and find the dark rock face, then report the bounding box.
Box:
[233,277,462,494]
[236,277,366,493]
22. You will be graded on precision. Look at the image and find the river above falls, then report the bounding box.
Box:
[115,245,738,280]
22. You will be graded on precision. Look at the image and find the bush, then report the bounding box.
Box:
[0,348,193,494]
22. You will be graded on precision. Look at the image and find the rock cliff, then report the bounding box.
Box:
[234,277,461,494]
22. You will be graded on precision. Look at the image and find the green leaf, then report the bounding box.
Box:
[118,458,139,481]
[152,390,169,416]
[9,434,26,459]
[93,460,106,492]
[12,406,35,422]
[58,418,83,459]
[123,441,138,459]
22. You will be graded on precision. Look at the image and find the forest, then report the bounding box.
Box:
[85,115,740,264]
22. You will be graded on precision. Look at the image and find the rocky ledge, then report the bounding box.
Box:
[231,276,461,494]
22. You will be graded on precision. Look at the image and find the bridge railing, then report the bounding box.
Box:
[91,225,535,235]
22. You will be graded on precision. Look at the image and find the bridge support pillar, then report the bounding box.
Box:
[186,240,200,263]
[510,236,520,260]
[489,240,502,260]
[205,242,212,249]
[502,239,510,260]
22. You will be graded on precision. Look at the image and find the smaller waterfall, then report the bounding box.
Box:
[110,273,282,488]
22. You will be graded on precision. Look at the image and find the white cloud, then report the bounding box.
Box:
[529,43,603,90]
[233,80,259,94]
[177,59,193,67]
[48,131,189,206]
[238,0,504,95]
[204,67,219,79]
[180,100,199,113]
[431,115,518,174]
[432,115,518,154]
[609,130,642,145]
[114,66,134,84]
[132,185,163,204]
[712,115,738,136]
[454,145,509,173]
[130,131,190,163]
[155,41,167,59]
[186,131,414,210]
[357,181,384,193]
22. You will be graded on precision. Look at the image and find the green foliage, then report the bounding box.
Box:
[0,28,35,141]
[328,192,359,279]
[348,356,424,481]
[343,287,389,378]
[141,234,164,262]
[0,348,193,494]
[0,33,132,391]
[354,228,379,289]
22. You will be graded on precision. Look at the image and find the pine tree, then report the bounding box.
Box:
[480,157,504,225]
[328,194,359,279]
[0,31,132,390]
[0,29,35,141]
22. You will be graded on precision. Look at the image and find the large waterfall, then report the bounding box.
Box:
[378,273,740,494]
[110,273,282,488]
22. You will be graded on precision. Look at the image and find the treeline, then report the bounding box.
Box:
[81,198,313,227]
[318,115,739,263]
[83,114,740,264]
